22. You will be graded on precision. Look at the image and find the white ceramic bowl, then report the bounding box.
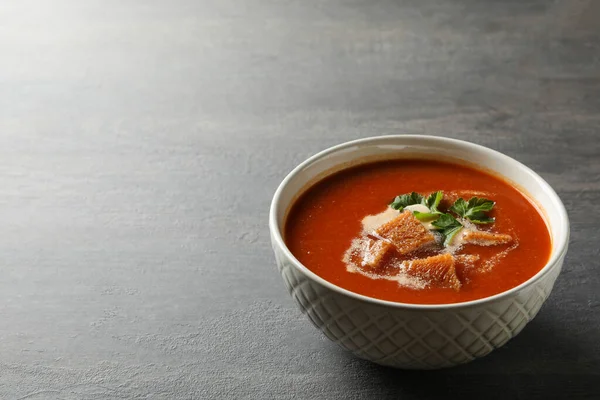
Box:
[269,135,569,369]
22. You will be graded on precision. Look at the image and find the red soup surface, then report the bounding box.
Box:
[284,159,552,304]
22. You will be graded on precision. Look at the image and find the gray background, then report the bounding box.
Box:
[1,0,599,399]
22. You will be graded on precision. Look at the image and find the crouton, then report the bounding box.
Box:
[455,254,480,266]
[360,238,395,269]
[375,211,436,256]
[463,230,512,246]
[403,253,461,291]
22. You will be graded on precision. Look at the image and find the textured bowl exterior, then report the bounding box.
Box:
[273,239,563,369]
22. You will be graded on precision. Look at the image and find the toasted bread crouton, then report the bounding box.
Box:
[361,238,395,269]
[463,230,512,246]
[455,254,480,266]
[403,253,461,291]
[375,211,436,256]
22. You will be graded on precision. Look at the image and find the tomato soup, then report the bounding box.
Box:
[284,159,552,304]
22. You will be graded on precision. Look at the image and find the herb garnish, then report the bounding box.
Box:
[424,191,443,213]
[389,191,497,246]
[390,192,423,211]
[390,191,444,221]
[413,191,444,221]
[412,211,439,222]
[431,213,463,246]
[450,197,495,224]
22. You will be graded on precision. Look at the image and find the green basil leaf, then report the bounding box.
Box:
[431,213,461,230]
[390,192,424,211]
[449,198,469,217]
[450,196,495,224]
[467,214,495,224]
[443,226,463,247]
[431,213,464,247]
[424,191,444,213]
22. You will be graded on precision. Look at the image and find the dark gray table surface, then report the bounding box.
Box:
[1,0,599,399]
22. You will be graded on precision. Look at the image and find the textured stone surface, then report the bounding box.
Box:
[1,0,599,398]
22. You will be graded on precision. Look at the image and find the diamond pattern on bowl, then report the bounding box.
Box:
[274,245,563,369]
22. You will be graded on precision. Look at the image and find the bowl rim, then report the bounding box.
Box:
[269,135,570,310]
